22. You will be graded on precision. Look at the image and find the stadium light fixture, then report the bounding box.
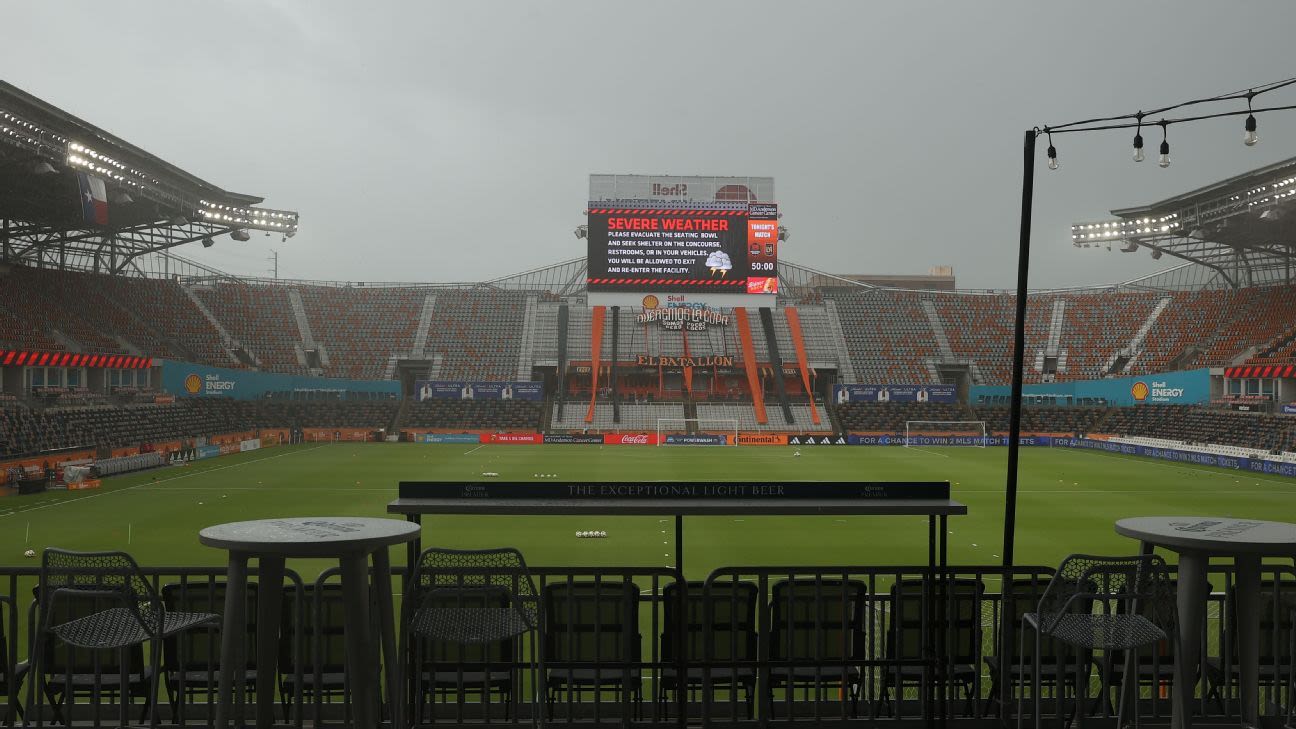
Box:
[111,191,133,204]
[33,160,56,175]
[202,237,215,248]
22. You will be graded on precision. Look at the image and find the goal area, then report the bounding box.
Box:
[904,420,988,448]
[656,418,739,446]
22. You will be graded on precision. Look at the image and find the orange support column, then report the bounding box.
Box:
[733,307,768,424]
[586,306,605,423]
[783,307,821,425]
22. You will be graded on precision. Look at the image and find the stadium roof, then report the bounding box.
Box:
[1072,155,1296,288]
[0,81,298,275]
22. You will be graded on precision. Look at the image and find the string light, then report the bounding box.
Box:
[1132,113,1145,162]
[1158,121,1171,168]
[1046,131,1058,171]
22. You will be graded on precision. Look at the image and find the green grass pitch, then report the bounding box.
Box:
[3,442,1293,578]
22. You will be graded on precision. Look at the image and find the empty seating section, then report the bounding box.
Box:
[693,403,827,432]
[191,282,303,372]
[835,402,972,433]
[0,266,126,352]
[932,293,1016,383]
[1060,292,1158,379]
[832,290,937,382]
[1134,289,1236,373]
[971,405,1108,434]
[0,400,255,456]
[298,285,423,379]
[251,400,399,429]
[425,289,527,380]
[405,400,542,431]
[551,402,683,431]
[93,274,230,364]
[1102,404,1296,453]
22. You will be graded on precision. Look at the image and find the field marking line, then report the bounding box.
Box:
[1069,449,1296,489]
[902,446,950,458]
[0,445,327,518]
[462,445,485,455]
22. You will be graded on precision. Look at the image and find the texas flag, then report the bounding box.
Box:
[77,171,108,225]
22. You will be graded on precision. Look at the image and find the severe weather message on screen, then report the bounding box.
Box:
[585,205,778,294]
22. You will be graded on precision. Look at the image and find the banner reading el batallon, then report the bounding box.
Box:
[415,381,543,402]
[833,384,957,404]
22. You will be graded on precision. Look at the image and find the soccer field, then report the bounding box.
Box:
[2,442,1294,577]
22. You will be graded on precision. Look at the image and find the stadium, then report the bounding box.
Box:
[1,73,1295,728]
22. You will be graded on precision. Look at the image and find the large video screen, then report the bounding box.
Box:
[586,204,778,304]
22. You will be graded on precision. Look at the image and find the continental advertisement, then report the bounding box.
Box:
[736,433,787,446]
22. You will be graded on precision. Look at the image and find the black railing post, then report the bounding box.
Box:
[1002,129,1037,569]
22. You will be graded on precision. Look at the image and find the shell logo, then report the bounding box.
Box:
[641,295,660,310]
[1131,381,1150,402]
[184,374,202,394]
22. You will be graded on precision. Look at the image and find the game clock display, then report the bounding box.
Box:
[585,204,778,294]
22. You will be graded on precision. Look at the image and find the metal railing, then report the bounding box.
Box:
[0,562,1292,727]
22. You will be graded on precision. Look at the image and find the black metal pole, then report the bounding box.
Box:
[1001,130,1036,569]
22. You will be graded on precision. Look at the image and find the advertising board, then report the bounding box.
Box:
[663,434,728,446]
[543,434,605,444]
[415,381,543,402]
[602,433,660,446]
[481,433,543,444]
[833,384,957,404]
[416,433,482,444]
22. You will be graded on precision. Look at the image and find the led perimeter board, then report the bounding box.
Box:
[585,203,778,307]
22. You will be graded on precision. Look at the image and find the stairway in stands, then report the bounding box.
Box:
[1105,295,1172,374]
[180,283,249,367]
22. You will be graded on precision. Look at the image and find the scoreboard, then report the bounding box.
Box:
[585,203,779,307]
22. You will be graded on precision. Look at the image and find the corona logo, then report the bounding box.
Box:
[1131,381,1149,402]
[641,295,659,310]
[184,374,202,394]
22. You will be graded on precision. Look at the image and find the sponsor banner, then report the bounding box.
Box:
[603,433,660,446]
[416,433,482,444]
[67,479,102,491]
[415,381,544,402]
[543,434,605,445]
[846,434,1049,446]
[737,433,787,446]
[239,438,261,452]
[195,445,221,460]
[663,433,728,446]
[833,384,957,404]
[787,435,849,446]
[154,394,176,404]
[161,359,400,400]
[1283,404,1296,415]
[482,433,543,444]
[971,368,1210,407]
[1052,437,1296,478]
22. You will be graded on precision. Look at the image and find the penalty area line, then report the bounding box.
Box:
[463,445,485,455]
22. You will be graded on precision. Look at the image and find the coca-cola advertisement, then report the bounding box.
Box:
[602,433,660,445]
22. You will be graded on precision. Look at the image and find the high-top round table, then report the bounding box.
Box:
[200,517,420,729]
[1115,516,1296,729]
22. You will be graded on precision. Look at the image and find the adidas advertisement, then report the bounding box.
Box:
[786,435,848,446]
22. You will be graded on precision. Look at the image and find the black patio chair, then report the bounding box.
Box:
[984,576,1089,721]
[544,579,642,720]
[25,549,219,729]
[159,582,258,721]
[402,548,539,726]
[878,577,986,718]
[277,582,349,722]
[657,580,758,718]
[1204,578,1294,716]
[766,578,867,717]
[1,594,29,726]
[1019,554,1175,729]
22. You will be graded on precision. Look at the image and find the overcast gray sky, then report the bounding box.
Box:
[4,1,1296,289]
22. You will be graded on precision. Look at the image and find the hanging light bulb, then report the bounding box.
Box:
[1132,114,1145,162]
[1046,131,1059,170]
[1244,114,1258,146]
[1243,92,1259,147]
[1158,122,1170,168]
